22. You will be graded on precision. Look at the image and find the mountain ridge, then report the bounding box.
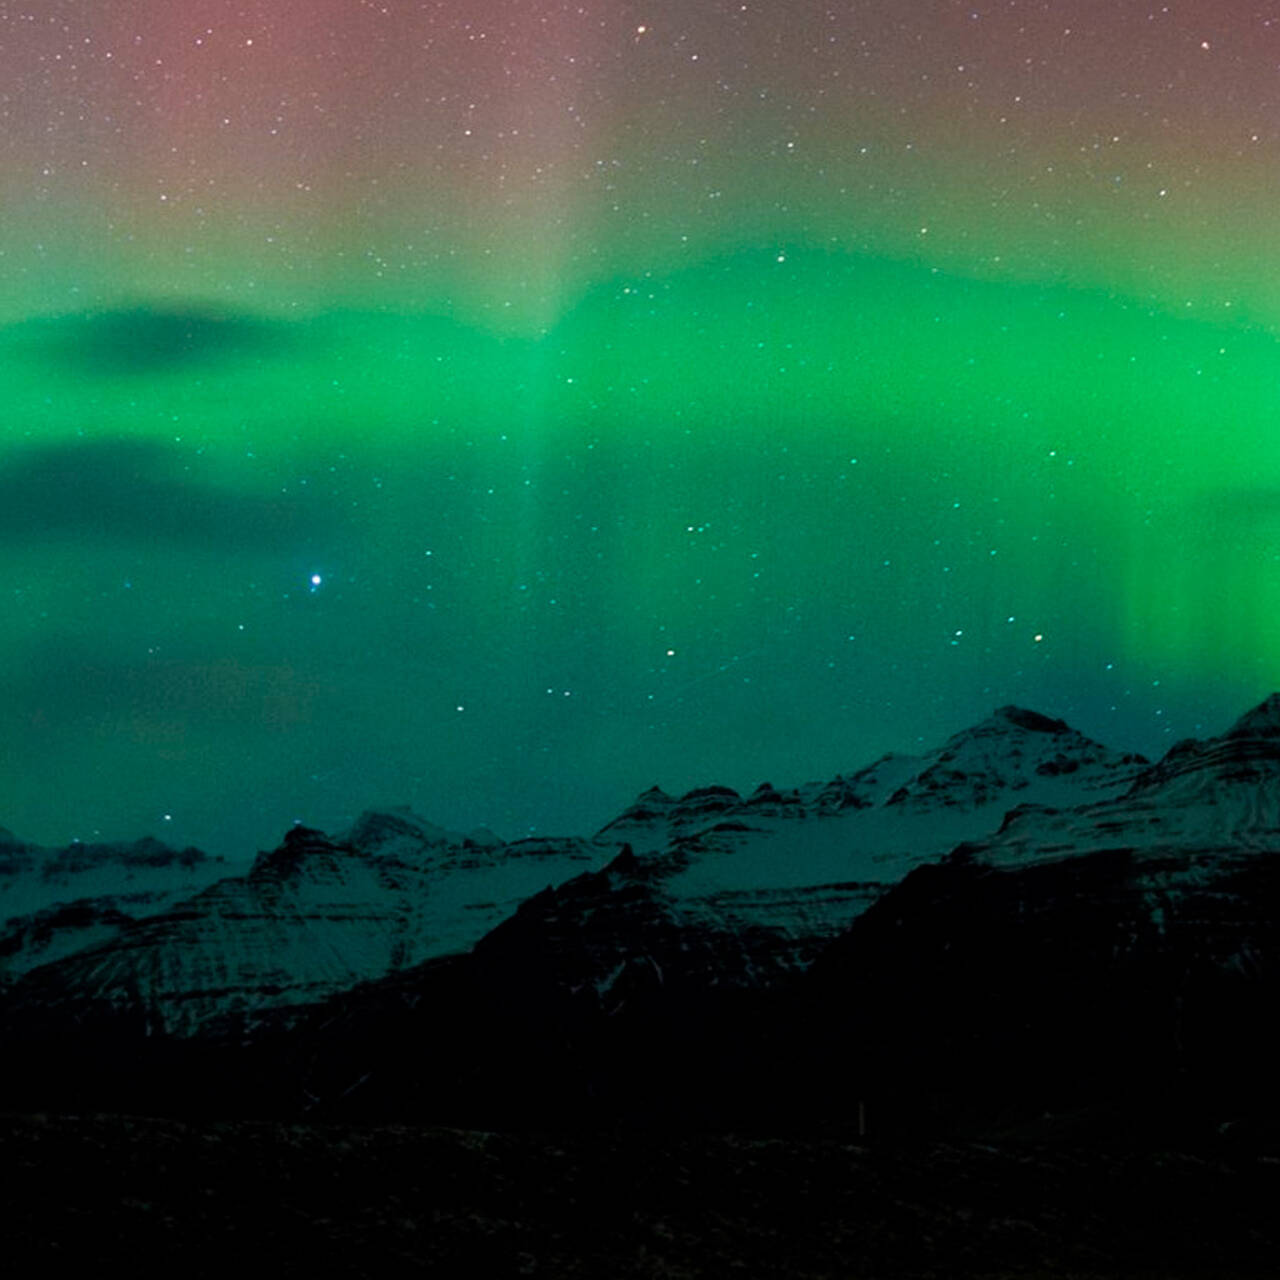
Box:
[3,694,1279,1138]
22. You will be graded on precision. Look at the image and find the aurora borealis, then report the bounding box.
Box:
[3,1,1279,856]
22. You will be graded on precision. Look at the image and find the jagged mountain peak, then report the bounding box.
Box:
[282,824,330,848]
[597,704,1147,852]
[1225,692,1280,740]
[343,806,463,853]
[1113,692,1280,814]
[926,706,1132,776]
[892,705,1147,813]
[990,705,1072,734]
[962,694,1280,871]
[12,692,1278,1077]
[7,806,604,1036]
[0,832,234,983]
[251,811,475,879]
[1,830,226,888]
[595,787,677,838]
[946,705,1084,748]
[247,824,344,877]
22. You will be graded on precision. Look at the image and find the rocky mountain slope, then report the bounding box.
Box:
[0,706,1145,1043]
[3,698,1277,1145]
[505,705,1151,999]
[794,695,1280,1141]
[0,830,233,982]
[3,809,601,1036]
[230,696,1280,1137]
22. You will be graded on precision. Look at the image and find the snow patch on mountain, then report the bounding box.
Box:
[0,831,233,924]
[0,898,137,980]
[968,694,1280,875]
[0,831,237,982]
[456,706,1157,1007]
[596,705,1147,903]
[11,812,604,1035]
[22,698,1274,1043]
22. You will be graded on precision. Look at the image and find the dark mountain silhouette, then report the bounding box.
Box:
[2,697,1278,1154]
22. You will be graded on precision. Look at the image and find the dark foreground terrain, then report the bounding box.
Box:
[4,1112,1277,1279]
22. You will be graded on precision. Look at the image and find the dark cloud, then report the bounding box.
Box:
[0,438,337,551]
[12,303,291,375]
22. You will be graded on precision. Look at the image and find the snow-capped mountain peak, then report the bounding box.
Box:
[0,831,235,983]
[1,831,230,924]
[990,705,1072,733]
[1118,691,1280,808]
[9,697,1265,1046]
[342,806,465,854]
[5,810,604,1036]
[511,703,1156,1011]
[883,705,1147,813]
[963,692,1280,872]
[597,706,1145,858]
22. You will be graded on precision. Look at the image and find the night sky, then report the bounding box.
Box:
[3,1,1278,857]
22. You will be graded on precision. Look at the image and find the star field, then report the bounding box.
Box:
[1,1,1276,855]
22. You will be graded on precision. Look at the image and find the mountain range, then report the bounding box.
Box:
[3,697,1277,1146]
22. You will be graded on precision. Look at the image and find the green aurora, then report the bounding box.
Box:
[4,249,1276,851]
[2,2,1278,854]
